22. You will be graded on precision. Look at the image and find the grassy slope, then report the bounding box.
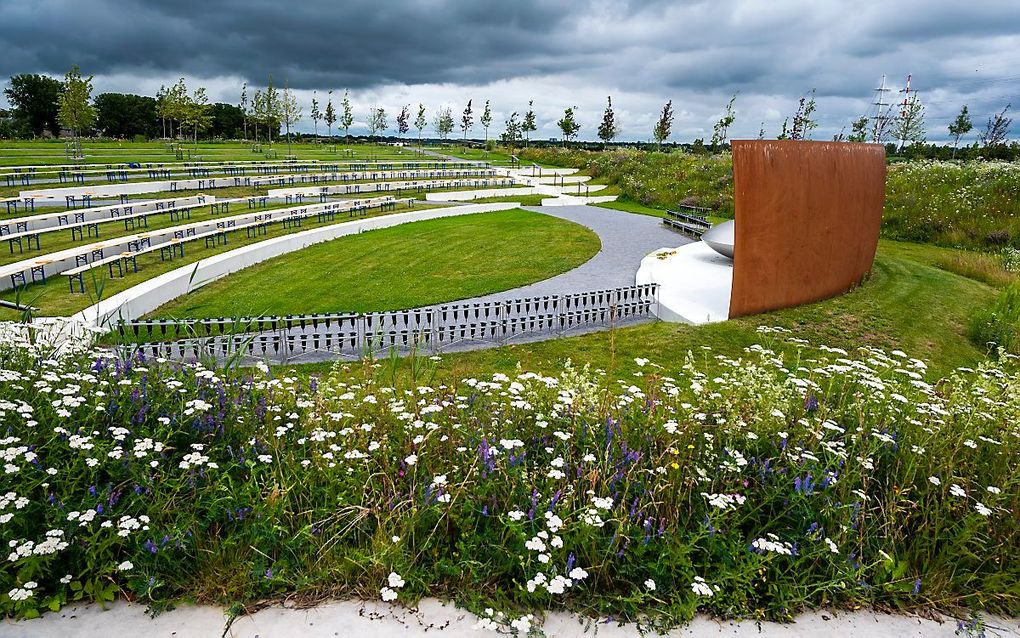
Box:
[147,209,601,318]
[288,240,999,381]
[0,202,446,319]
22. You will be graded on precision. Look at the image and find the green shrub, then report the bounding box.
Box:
[970,279,1020,354]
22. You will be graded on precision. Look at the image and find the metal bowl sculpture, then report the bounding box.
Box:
[701,220,734,259]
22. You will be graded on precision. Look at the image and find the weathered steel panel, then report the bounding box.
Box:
[728,140,886,318]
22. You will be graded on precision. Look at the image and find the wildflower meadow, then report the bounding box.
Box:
[0,326,1017,630]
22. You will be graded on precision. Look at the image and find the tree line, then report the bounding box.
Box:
[1,67,1014,158]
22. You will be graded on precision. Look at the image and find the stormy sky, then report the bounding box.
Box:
[1,0,1018,142]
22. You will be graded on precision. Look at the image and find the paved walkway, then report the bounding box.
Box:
[5,599,1016,637]
[460,205,688,305]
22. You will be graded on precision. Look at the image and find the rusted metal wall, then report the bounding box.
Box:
[728,140,886,318]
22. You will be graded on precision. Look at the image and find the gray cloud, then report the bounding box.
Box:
[1,0,1018,141]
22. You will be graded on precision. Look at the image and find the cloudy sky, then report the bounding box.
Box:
[1,0,1018,142]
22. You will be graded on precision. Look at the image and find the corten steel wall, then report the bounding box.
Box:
[728,140,886,318]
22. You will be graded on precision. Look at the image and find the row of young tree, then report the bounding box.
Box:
[580,89,1012,156]
[3,67,1014,157]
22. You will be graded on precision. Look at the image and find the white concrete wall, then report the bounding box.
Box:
[72,203,520,328]
[425,187,540,201]
[22,178,230,199]
[541,195,618,207]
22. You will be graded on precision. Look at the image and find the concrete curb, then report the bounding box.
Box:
[4,599,1017,638]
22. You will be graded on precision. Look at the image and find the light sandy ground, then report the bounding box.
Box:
[2,599,1017,638]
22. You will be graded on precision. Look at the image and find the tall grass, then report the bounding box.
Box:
[971,279,1020,354]
[522,149,1020,252]
[0,327,1017,628]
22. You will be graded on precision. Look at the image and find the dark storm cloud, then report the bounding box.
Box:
[1,0,1018,140]
[0,0,593,87]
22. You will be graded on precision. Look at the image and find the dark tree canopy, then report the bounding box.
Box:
[95,93,158,138]
[4,73,63,137]
[207,103,246,139]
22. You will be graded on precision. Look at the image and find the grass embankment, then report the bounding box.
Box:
[286,240,1005,381]
[0,202,448,319]
[0,140,411,166]
[147,209,600,318]
[1,333,1018,625]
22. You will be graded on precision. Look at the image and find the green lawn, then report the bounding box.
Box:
[287,240,1001,381]
[0,201,449,319]
[146,208,601,318]
[595,197,728,224]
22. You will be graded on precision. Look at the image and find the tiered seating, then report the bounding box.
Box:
[61,197,411,294]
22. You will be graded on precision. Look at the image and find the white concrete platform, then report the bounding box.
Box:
[4,599,1016,638]
[636,241,733,324]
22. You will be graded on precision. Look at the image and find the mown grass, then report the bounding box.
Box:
[0,140,412,166]
[0,201,447,319]
[146,209,600,319]
[285,240,999,382]
[594,198,729,225]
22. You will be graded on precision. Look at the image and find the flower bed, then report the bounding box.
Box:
[0,326,1017,629]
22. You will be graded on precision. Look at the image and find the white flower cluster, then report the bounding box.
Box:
[751,534,794,556]
[380,571,405,601]
[701,492,747,510]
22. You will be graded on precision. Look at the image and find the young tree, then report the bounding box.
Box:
[310,91,321,139]
[948,105,973,158]
[480,100,492,143]
[368,107,387,139]
[264,75,280,143]
[979,103,1012,151]
[324,91,336,140]
[893,92,925,150]
[870,103,896,144]
[155,85,169,139]
[500,111,521,153]
[414,103,427,147]
[280,81,302,156]
[184,87,211,143]
[557,106,580,146]
[433,107,454,140]
[789,89,818,141]
[597,95,618,144]
[522,100,537,147]
[251,89,264,143]
[5,74,63,138]
[396,104,410,139]
[757,122,766,140]
[58,65,96,144]
[652,99,673,148]
[460,99,473,140]
[847,116,869,143]
[710,93,737,148]
[239,82,248,141]
[340,89,354,140]
[776,118,790,140]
